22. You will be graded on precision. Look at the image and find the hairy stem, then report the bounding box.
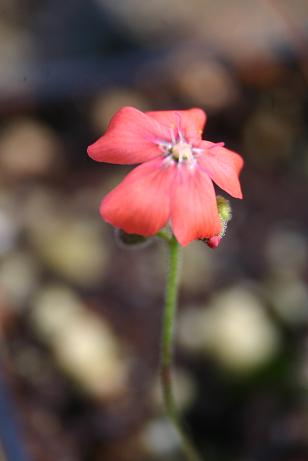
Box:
[160,236,202,461]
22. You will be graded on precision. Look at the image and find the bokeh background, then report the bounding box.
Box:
[0,1,308,460]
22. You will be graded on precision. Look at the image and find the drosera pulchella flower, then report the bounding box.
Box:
[87,107,243,246]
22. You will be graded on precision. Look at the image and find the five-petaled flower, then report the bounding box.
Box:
[87,107,243,246]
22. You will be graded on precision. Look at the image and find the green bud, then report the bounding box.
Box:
[217,196,232,224]
[217,196,232,239]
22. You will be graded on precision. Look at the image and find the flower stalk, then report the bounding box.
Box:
[160,235,202,461]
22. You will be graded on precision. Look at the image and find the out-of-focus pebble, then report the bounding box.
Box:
[141,418,180,458]
[28,213,108,286]
[0,252,39,309]
[170,55,238,110]
[0,119,62,179]
[178,287,280,373]
[30,285,128,399]
[266,275,308,326]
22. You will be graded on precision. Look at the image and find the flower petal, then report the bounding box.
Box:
[198,142,244,198]
[170,165,221,246]
[146,108,206,145]
[88,107,170,164]
[100,158,175,236]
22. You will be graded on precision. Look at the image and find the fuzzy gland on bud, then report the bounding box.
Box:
[203,196,232,249]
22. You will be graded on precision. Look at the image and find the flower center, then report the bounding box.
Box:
[170,141,193,163]
[157,125,203,167]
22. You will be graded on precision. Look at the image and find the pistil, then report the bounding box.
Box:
[171,141,193,163]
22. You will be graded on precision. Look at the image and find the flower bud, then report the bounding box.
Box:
[207,235,222,249]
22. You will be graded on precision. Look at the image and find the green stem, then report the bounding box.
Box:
[160,236,203,461]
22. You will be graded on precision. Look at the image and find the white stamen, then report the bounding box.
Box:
[170,128,176,144]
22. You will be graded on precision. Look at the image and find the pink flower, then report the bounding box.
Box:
[87,107,243,246]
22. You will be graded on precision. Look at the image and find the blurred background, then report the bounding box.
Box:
[0,0,308,460]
